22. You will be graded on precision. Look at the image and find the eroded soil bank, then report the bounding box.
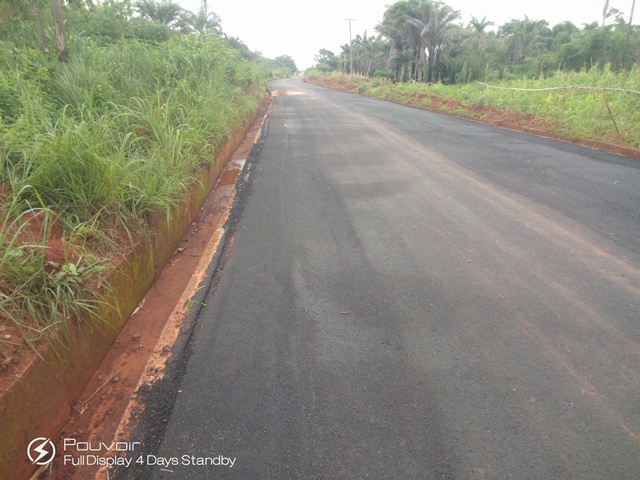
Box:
[0,93,271,480]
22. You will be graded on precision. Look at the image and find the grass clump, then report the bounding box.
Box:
[0,189,110,354]
[0,33,264,353]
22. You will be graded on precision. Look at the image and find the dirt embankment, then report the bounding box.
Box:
[0,93,271,480]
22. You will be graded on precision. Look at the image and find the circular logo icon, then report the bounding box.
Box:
[27,437,56,465]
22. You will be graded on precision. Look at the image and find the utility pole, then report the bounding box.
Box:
[345,18,356,75]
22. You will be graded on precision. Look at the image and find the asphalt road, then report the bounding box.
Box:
[137,77,640,479]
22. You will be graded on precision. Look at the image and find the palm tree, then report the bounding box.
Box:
[177,7,222,36]
[498,17,550,68]
[393,49,413,81]
[380,0,459,82]
[134,0,183,27]
[456,15,498,81]
[404,0,432,80]
[465,15,493,48]
[379,0,425,80]
[351,32,389,76]
[370,34,391,76]
[194,8,222,35]
[339,43,350,73]
[224,36,257,61]
[352,32,368,75]
[410,1,460,82]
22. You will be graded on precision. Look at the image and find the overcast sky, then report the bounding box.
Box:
[176,0,632,70]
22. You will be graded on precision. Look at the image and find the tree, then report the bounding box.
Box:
[348,31,388,76]
[176,7,222,36]
[314,49,340,72]
[32,0,49,56]
[379,0,426,81]
[275,54,297,73]
[51,0,68,61]
[466,15,493,48]
[1,0,46,53]
[498,17,551,68]
[379,0,459,82]
[134,0,183,27]
[0,0,68,60]
[393,49,413,81]
[447,15,501,81]
[418,1,460,82]
[318,0,640,82]
[224,36,260,61]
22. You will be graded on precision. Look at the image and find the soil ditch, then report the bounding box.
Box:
[0,92,271,480]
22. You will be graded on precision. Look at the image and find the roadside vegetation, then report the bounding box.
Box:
[0,0,297,356]
[307,0,640,149]
[306,69,640,149]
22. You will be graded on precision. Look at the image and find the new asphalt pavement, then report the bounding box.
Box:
[128,77,640,479]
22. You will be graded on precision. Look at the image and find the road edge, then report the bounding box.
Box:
[93,93,272,480]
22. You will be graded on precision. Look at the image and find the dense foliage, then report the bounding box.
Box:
[0,0,296,350]
[313,0,640,83]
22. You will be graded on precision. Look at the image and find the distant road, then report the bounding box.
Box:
[137,77,640,479]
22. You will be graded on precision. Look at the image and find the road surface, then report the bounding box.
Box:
[127,77,640,479]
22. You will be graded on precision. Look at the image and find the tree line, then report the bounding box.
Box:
[0,0,297,75]
[313,0,639,83]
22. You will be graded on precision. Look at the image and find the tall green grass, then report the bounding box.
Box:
[0,34,263,351]
[3,35,262,231]
[0,188,110,354]
[470,66,640,145]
